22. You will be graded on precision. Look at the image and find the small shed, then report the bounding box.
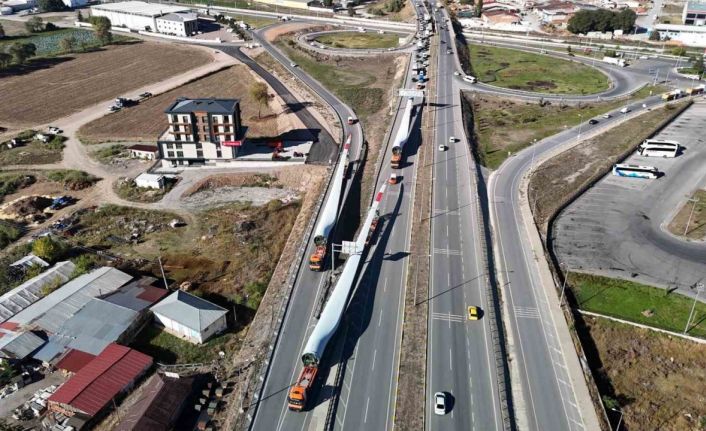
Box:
[134,173,165,189]
[128,145,160,160]
[150,291,227,344]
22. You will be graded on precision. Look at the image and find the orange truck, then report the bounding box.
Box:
[391,147,403,169]
[287,366,318,411]
[309,236,327,271]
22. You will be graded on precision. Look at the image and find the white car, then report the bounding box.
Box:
[453,71,461,76]
[290,62,298,68]
[620,107,631,114]
[47,126,62,134]
[463,75,477,84]
[603,113,612,119]
[449,136,456,143]
[438,144,446,152]
[434,392,447,415]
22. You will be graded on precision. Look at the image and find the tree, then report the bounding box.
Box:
[37,0,65,12]
[77,10,84,22]
[347,3,355,16]
[0,53,11,69]
[59,35,77,53]
[8,42,36,65]
[250,82,269,119]
[649,29,661,41]
[0,22,5,39]
[91,16,112,45]
[475,0,483,17]
[566,45,572,54]
[693,55,704,75]
[567,10,594,34]
[613,8,636,32]
[32,236,65,262]
[671,46,686,57]
[25,17,44,33]
[323,0,332,6]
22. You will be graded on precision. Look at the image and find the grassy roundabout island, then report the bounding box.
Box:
[314,31,401,49]
[469,44,610,95]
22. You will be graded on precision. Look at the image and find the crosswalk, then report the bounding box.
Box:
[433,248,461,256]
[431,312,465,323]
[513,305,540,319]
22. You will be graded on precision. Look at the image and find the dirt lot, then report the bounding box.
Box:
[580,316,706,431]
[0,42,212,131]
[77,65,297,144]
[529,102,690,233]
[667,189,706,240]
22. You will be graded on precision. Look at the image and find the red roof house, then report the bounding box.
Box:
[48,344,152,419]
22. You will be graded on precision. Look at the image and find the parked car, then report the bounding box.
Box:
[49,196,72,211]
[139,92,153,99]
[47,126,62,134]
[462,75,477,83]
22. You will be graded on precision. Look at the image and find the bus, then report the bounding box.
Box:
[612,164,659,179]
[638,139,680,158]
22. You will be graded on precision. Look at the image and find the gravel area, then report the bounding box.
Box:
[180,186,298,209]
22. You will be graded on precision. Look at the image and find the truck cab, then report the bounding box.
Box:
[288,366,318,411]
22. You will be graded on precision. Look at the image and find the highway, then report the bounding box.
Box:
[489,94,667,430]
[426,5,505,431]
[245,8,422,430]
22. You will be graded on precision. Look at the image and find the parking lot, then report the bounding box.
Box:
[552,102,706,295]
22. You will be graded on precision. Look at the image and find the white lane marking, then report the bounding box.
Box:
[378,310,383,327]
[364,397,370,423]
[372,349,377,371]
[449,348,453,370]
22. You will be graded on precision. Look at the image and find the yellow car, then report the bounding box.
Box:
[467,306,480,321]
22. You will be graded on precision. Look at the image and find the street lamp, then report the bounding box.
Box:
[684,282,705,334]
[610,407,624,431]
[684,196,700,236]
[576,114,583,144]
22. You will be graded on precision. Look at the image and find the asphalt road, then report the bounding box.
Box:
[489,94,668,430]
[553,101,706,297]
[246,13,421,431]
[426,7,504,431]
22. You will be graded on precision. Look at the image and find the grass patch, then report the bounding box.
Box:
[570,272,706,337]
[315,31,400,49]
[0,173,35,201]
[463,85,668,169]
[0,28,129,57]
[469,44,610,94]
[667,189,706,240]
[130,325,233,364]
[0,222,22,251]
[46,170,99,190]
[93,144,128,164]
[530,101,689,229]
[0,132,66,166]
[277,39,390,119]
[238,15,277,29]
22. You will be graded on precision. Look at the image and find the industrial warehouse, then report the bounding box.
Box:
[90,1,198,36]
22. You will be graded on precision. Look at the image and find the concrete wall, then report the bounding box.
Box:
[90,8,156,31]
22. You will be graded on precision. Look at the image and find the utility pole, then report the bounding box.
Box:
[683,197,700,236]
[559,262,569,305]
[158,256,169,289]
[683,282,704,334]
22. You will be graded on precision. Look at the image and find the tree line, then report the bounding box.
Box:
[567,8,636,34]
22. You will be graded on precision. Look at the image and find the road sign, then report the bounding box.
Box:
[340,241,363,255]
[398,89,424,98]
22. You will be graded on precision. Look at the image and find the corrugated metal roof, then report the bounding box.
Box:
[104,278,167,312]
[49,343,152,417]
[151,291,227,332]
[0,329,45,360]
[115,374,195,431]
[55,349,96,373]
[10,267,132,329]
[0,261,75,323]
[32,298,138,362]
[91,1,190,17]
[10,254,49,270]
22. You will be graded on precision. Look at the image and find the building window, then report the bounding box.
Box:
[174,135,181,142]
[171,114,178,123]
[195,142,202,149]
[167,151,175,158]
[166,143,174,149]
[224,125,230,132]
[175,143,182,149]
[216,150,222,158]
[177,151,184,158]
[201,116,208,123]
[197,150,204,158]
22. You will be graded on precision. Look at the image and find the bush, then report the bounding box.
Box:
[71,254,99,277]
[46,170,99,190]
[0,174,35,199]
[32,236,65,262]
[0,223,22,250]
[243,280,267,309]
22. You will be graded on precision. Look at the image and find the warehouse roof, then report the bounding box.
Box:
[10,267,132,330]
[103,278,168,312]
[165,98,240,114]
[55,349,96,373]
[115,374,195,431]
[0,329,45,360]
[33,298,139,362]
[0,261,76,323]
[49,343,153,417]
[10,253,49,270]
[157,12,198,22]
[91,1,191,17]
[151,291,227,332]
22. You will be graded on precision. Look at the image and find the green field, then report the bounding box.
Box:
[315,31,400,49]
[469,44,610,94]
[466,85,668,169]
[239,15,277,29]
[0,28,106,57]
[569,272,706,338]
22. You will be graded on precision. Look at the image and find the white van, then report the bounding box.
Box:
[463,75,477,83]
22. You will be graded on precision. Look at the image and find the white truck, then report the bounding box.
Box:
[603,56,627,67]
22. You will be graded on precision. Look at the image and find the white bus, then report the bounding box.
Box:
[638,139,679,158]
[612,164,659,179]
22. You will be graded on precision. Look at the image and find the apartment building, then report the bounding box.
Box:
[158,98,242,167]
